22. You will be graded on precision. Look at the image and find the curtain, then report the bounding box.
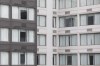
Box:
[59,17,64,28]
[87,0,93,6]
[72,0,77,8]
[59,55,66,65]
[95,34,100,45]
[40,16,46,27]
[66,0,71,8]
[29,8,35,20]
[71,35,77,46]
[72,55,77,65]
[12,6,19,19]
[12,53,19,65]
[95,54,100,65]
[80,15,87,26]
[1,28,8,41]
[1,5,9,18]
[80,0,86,6]
[12,29,19,42]
[59,36,66,47]
[94,14,100,25]
[80,35,87,46]
[40,35,46,46]
[40,55,46,65]
[40,0,45,7]
[87,34,94,45]
[81,54,87,65]
[27,53,34,65]
[28,31,35,42]
[1,52,8,65]
[94,0,100,5]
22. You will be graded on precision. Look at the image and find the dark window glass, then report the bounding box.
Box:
[20,53,25,64]
[67,56,72,65]
[21,10,27,19]
[89,55,94,65]
[65,18,74,27]
[20,32,26,42]
[88,16,94,25]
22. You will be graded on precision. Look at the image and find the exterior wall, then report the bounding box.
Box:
[37,0,100,66]
[0,0,37,66]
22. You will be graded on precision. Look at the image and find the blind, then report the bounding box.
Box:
[12,6,19,19]
[12,29,19,42]
[28,31,35,42]
[27,53,34,65]
[1,5,9,18]
[1,28,8,41]
[29,8,35,20]
[12,53,19,65]
[1,52,8,65]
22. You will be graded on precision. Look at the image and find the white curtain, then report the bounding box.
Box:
[12,6,19,19]
[27,53,34,65]
[40,55,45,65]
[1,28,8,41]
[28,31,35,42]
[40,16,46,27]
[59,55,66,65]
[94,14,100,25]
[12,53,19,65]
[59,0,65,9]
[1,52,8,65]
[80,35,87,46]
[59,18,64,28]
[40,35,46,46]
[29,8,35,20]
[95,34,100,45]
[87,34,94,45]
[59,36,66,47]
[66,0,71,8]
[87,0,93,6]
[95,54,100,65]
[80,0,86,6]
[12,29,19,42]
[40,0,45,7]
[81,54,87,65]
[94,0,100,5]
[71,35,77,46]
[80,15,87,26]
[72,55,77,65]
[1,5,9,18]
[72,0,77,8]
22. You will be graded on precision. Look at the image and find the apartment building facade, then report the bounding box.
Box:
[0,0,37,66]
[37,0,100,66]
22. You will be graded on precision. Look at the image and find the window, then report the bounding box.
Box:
[0,28,9,41]
[59,54,77,65]
[53,35,57,47]
[80,14,100,26]
[12,6,35,20]
[53,17,57,28]
[80,33,100,46]
[37,0,46,8]
[80,54,100,65]
[59,16,77,28]
[59,17,65,28]
[59,35,77,47]
[53,54,57,65]
[20,53,25,64]
[59,0,77,9]
[67,55,72,65]
[1,5,9,18]
[37,54,46,65]
[12,29,35,43]
[0,52,9,65]
[20,10,27,19]
[37,35,46,46]
[80,0,100,7]
[12,52,34,65]
[53,0,56,9]
[37,16,46,27]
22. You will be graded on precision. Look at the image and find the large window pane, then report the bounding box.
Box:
[87,0,93,6]
[1,52,8,65]
[80,35,87,46]
[80,0,86,6]
[1,28,8,41]
[80,15,87,26]
[59,0,65,9]
[59,55,66,65]
[40,0,46,8]
[59,17,65,28]
[87,34,94,45]
[12,6,19,19]
[95,34,100,45]
[72,0,77,8]
[81,54,87,65]
[66,0,71,8]
[94,14,100,25]
[59,36,66,47]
